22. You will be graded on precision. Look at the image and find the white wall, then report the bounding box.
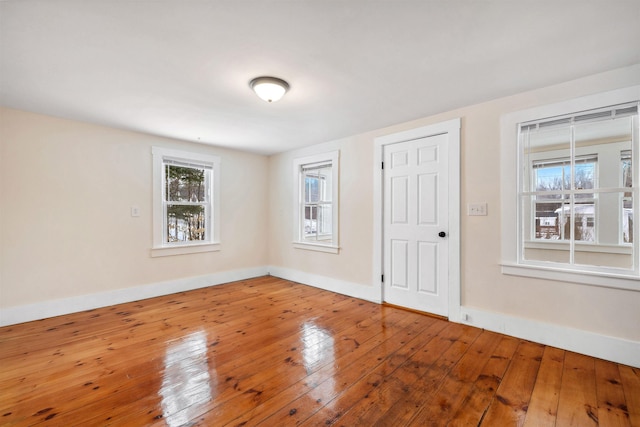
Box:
[267,65,640,349]
[0,108,269,317]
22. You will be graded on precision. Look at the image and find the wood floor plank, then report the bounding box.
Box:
[1,276,638,427]
[403,330,503,426]
[479,340,545,426]
[372,323,484,426]
[522,346,565,427]
[556,351,599,426]
[595,359,632,426]
[447,334,521,427]
[619,366,640,426]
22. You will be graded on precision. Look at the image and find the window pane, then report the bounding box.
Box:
[522,125,571,193]
[534,201,563,240]
[320,167,332,202]
[573,158,596,196]
[304,175,319,203]
[523,243,570,263]
[318,204,332,235]
[575,192,632,269]
[572,202,595,242]
[534,162,569,193]
[166,204,206,242]
[622,150,632,198]
[304,206,317,237]
[623,196,633,244]
[166,165,207,202]
[523,195,570,263]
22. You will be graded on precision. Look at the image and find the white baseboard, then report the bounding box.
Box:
[2,266,637,368]
[0,266,268,327]
[267,265,382,304]
[458,307,640,368]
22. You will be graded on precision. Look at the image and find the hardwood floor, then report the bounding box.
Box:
[1,276,638,426]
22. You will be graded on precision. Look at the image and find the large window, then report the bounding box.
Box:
[152,147,220,257]
[293,151,339,253]
[501,87,640,289]
[519,103,638,271]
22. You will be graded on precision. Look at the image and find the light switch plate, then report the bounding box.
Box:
[131,206,140,217]
[468,203,487,216]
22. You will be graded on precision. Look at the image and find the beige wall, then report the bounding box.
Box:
[0,108,269,308]
[1,64,639,345]
[268,64,640,342]
[268,135,375,286]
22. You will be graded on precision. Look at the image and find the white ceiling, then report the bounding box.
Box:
[1,1,639,155]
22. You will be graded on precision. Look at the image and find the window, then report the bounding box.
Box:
[501,85,640,290]
[293,151,339,253]
[152,147,220,257]
[531,155,597,242]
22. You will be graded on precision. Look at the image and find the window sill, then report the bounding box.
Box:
[151,242,221,258]
[293,242,340,254]
[501,262,639,292]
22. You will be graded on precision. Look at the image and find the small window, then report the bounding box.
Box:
[152,147,220,257]
[293,151,339,253]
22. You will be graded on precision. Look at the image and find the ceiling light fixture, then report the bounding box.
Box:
[249,76,290,103]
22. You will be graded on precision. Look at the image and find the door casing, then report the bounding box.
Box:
[373,118,461,321]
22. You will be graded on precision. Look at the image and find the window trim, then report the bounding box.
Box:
[500,85,640,290]
[293,151,340,254]
[152,147,221,257]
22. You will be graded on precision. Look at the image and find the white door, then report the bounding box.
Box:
[383,133,449,316]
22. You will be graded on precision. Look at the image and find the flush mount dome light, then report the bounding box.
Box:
[249,76,290,103]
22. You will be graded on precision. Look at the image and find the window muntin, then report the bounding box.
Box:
[518,103,638,272]
[293,151,339,253]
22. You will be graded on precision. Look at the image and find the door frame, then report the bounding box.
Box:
[373,118,461,321]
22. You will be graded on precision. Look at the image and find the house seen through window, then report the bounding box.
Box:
[532,155,597,242]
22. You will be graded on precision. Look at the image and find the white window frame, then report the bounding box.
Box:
[293,151,340,254]
[501,85,640,291]
[152,147,221,257]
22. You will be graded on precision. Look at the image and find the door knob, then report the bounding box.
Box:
[438,231,447,238]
